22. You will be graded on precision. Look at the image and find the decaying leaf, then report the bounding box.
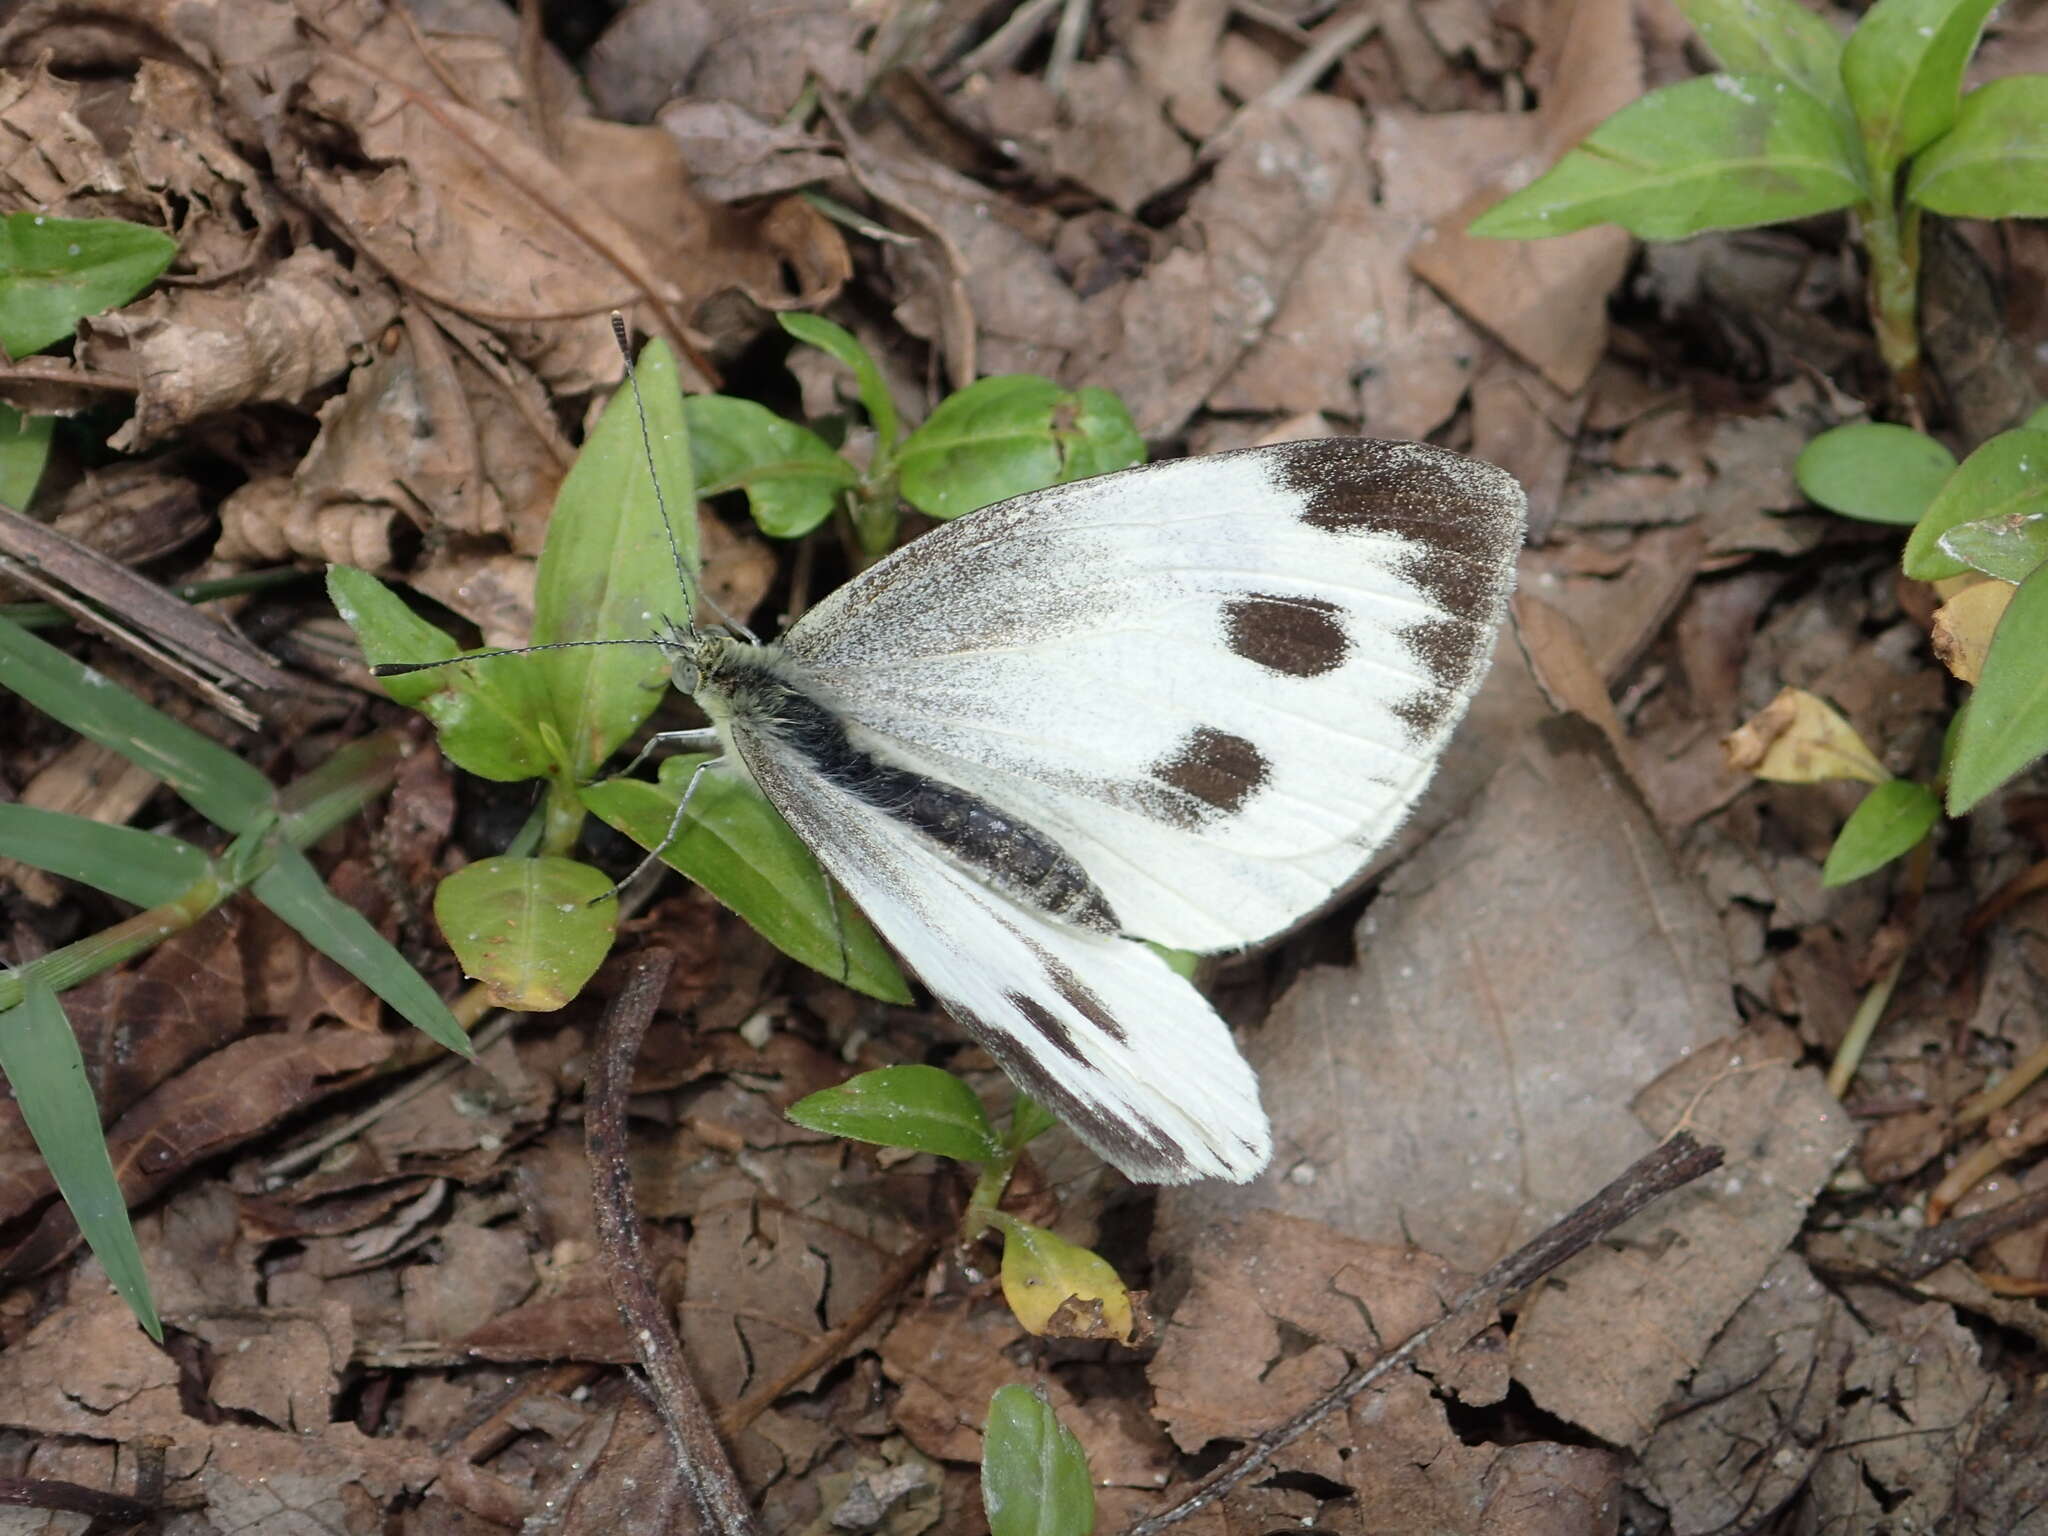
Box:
[1723,686,1890,784]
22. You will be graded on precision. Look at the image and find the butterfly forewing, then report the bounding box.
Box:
[778,439,1525,952]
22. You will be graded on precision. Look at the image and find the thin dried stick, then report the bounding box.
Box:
[1122,1132,1726,1535]
[588,950,760,1536]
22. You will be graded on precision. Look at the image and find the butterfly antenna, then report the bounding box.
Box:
[609,315,760,645]
[371,636,676,678]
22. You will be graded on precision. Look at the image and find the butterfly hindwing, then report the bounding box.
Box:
[777,438,1525,952]
[730,719,1272,1182]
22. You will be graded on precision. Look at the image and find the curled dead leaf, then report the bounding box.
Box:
[78,249,397,451]
[1931,577,2014,685]
[215,477,399,571]
[1723,687,1889,785]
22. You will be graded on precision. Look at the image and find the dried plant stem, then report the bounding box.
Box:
[1825,947,1908,1102]
[1121,1132,1725,1535]
[588,950,760,1536]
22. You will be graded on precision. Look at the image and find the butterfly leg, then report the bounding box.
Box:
[614,726,722,782]
[597,752,723,901]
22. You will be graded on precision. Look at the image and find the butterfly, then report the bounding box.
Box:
[384,433,1524,1183]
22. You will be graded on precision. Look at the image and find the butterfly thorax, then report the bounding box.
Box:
[683,632,1123,937]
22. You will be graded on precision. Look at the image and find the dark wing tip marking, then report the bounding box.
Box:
[1268,437,1524,743]
[1006,991,1089,1066]
[1147,726,1270,826]
[1270,436,1523,616]
[966,1024,1198,1181]
[1222,593,1350,677]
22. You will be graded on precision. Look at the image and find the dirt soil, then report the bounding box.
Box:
[2,0,2047,1532]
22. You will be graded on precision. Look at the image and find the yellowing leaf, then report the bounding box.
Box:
[1723,687,1887,784]
[995,1216,1135,1343]
[1930,578,2015,685]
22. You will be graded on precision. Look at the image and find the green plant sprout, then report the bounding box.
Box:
[788,1065,1138,1343]
[1470,0,2048,406]
[1770,402,2048,891]
[0,618,473,1338]
[983,1384,1096,1536]
[332,317,1143,1015]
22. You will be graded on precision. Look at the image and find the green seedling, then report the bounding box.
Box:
[789,1065,1138,1342]
[332,319,1142,1015]
[0,619,472,1338]
[1471,0,2048,399]
[983,1385,1097,1536]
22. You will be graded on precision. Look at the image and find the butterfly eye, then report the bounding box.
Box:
[671,656,701,694]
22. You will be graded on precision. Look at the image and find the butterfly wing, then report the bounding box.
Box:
[780,438,1525,951]
[729,718,1271,1183]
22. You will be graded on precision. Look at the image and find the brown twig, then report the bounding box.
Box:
[587,950,760,1536]
[1890,1180,2048,1280]
[1121,1131,1726,1535]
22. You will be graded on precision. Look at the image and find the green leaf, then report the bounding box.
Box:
[982,1386,1096,1536]
[0,805,209,907]
[1936,510,2048,582]
[0,982,160,1339]
[1795,422,1957,524]
[1903,429,2048,580]
[787,1064,1003,1162]
[1822,778,1941,885]
[0,213,177,360]
[1841,0,2000,172]
[581,756,911,1004]
[685,394,858,538]
[0,404,53,508]
[328,566,562,785]
[1907,75,2048,217]
[431,855,617,1012]
[995,1215,1135,1340]
[780,312,902,454]
[897,377,1147,521]
[1949,560,2048,813]
[1007,1095,1058,1150]
[0,614,272,833]
[2026,404,2048,435]
[1677,0,1846,109]
[531,339,696,781]
[251,849,473,1055]
[1467,75,1864,241]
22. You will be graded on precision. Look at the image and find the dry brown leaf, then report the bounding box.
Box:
[1078,98,1346,437]
[76,248,397,452]
[587,0,715,122]
[1166,712,1731,1273]
[1630,1253,1851,1534]
[1213,102,1484,439]
[878,1299,1174,1488]
[1149,1209,1503,1454]
[656,99,842,202]
[1511,1030,1855,1448]
[1809,1299,2007,1529]
[401,1221,537,1341]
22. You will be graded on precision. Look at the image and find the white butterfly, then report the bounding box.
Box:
[395,438,1524,1182]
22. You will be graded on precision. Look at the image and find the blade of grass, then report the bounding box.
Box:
[0,981,160,1338]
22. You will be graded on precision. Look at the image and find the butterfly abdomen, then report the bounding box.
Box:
[730,660,1122,935]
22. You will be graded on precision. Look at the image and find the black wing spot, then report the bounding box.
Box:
[1222,593,1349,677]
[1150,727,1269,822]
